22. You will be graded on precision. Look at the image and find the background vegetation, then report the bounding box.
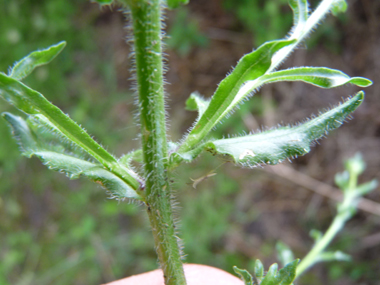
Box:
[0,0,379,284]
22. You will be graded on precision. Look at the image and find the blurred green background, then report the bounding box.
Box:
[0,0,379,284]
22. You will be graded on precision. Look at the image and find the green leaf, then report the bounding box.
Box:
[9,42,66,81]
[93,0,114,5]
[179,39,295,152]
[274,260,299,285]
[334,170,350,190]
[203,92,364,166]
[310,229,323,242]
[356,179,378,196]
[119,149,143,166]
[254,259,265,278]
[276,242,295,267]
[257,67,372,88]
[0,73,142,190]
[3,113,141,200]
[331,0,348,15]
[316,251,351,263]
[260,260,298,285]
[233,266,253,285]
[345,152,366,176]
[185,92,210,122]
[167,0,189,9]
[260,263,278,285]
[289,0,308,30]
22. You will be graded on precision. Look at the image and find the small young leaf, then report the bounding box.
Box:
[260,263,278,285]
[9,42,66,81]
[0,73,142,190]
[274,259,299,285]
[204,92,364,166]
[167,0,189,9]
[317,251,351,263]
[276,242,295,267]
[254,259,264,278]
[180,39,295,152]
[356,179,378,196]
[289,0,309,32]
[334,170,350,190]
[310,229,323,242]
[3,113,141,200]
[119,149,143,166]
[345,152,366,176]
[331,0,348,15]
[185,92,210,122]
[233,266,253,285]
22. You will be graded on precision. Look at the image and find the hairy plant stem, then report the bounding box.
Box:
[296,172,358,276]
[124,0,186,284]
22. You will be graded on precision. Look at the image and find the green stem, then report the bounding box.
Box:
[122,1,186,284]
[296,174,357,276]
[296,214,345,276]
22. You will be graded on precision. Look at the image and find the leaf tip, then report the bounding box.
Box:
[350,77,373,87]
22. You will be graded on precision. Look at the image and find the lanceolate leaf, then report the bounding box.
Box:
[180,39,295,152]
[256,67,372,88]
[184,67,370,132]
[9,41,66,81]
[3,113,141,200]
[204,92,364,166]
[0,73,141,190]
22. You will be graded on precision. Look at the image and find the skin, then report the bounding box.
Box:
[104,264,244,285]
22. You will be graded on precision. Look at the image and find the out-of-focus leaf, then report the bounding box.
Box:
[317,251,351,263]
[3,113,141,200]
[233,266,253,285]
[345,152,366,176]
[356,180,378,196]
[276,242,295,267]
[0,73,141,190]
[310,229,323,242]
[331,0,348,15]
[334,170,350,190]
[254,259,264,279]
[92,0,114,5]
[9,42,66,81]
[204,92,364,166]
[167,0,189,9]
